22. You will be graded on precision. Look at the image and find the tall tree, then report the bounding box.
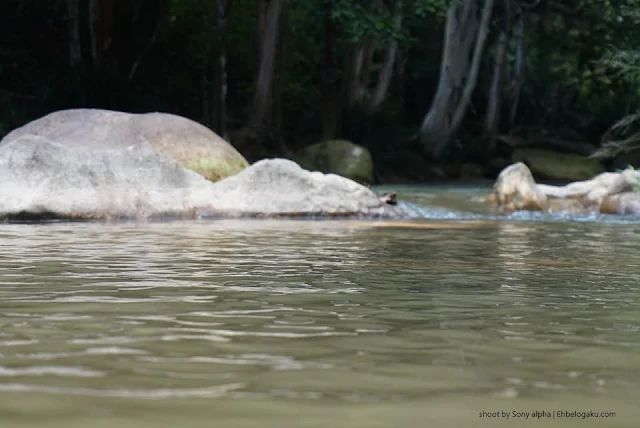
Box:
[419,0,495,158]
[342,0,404,112]
[368,0,403,113]
[66,0,82,66]
[214,0,232,137]
[484,0,512,145]
[249,0,285,131]
[64,0,165,77]
[321,2,340,139]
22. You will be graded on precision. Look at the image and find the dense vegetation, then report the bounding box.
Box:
[2,0,640,180]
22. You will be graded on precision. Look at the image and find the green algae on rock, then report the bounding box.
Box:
[512,148,604,181]
[294,139,374,184]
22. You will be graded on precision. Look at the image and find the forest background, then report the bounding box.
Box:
[2,0,640,181]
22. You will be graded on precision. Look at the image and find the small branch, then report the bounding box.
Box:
[0,88,37,100]
[518,0,541,10]
[128,28,159,82]
[591,113,640,159]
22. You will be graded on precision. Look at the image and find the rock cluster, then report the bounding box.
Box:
[491,162,640,215]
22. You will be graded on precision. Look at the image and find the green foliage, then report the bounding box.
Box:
[616,165,640,191]
[1,0,640,179]
[413,0,449,17]
[509,0,640,138]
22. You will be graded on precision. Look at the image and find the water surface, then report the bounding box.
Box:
[1,186,640,427]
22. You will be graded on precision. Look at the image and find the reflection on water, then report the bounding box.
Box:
[2,193,640,427]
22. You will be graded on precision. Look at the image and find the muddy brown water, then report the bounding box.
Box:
[1,185,639,427]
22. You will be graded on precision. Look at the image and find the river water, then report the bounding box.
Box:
[1,185,639,427]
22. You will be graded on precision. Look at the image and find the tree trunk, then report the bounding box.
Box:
[201,5,213,129]
[257,0,268,55]
[66,0,82,66]
[420,1,483,158]
[345,0,387,108]
[484,30,507,144]
[367,0,403,113]
[88,0,101,67]
[249,0,284,130]
[450,0,495,132]
[126,0,161,81]
[484,0,512,145]
[213,0,231,138]
[346,40,375,106]
[99,0,114,56]
[202,72,211,128]
[274,0,289,154]
[321,12,340,139]
[507,11,526,132]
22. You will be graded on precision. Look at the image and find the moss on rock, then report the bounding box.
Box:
[512,148,605,181]
[293,139,374,184]
[184,156,248,182]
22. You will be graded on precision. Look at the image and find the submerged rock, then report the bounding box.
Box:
[512,148,605,181]
[0,136,402,220]
[492,162,549,213]
[293,139,374,184]
[1,108,249,181]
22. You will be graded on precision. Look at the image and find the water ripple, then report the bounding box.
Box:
[1,218,640,427]
[0,383,245,399]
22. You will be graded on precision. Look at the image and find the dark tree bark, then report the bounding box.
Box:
[257,0,268,53]
[273,1,289,154]
[340,0,403,119]
[321,11,341,139]
[213,0,232,138]
[249,0,284,130]
[345,40,375,107]
[126,2,161,81]
[368,0,403,113]
[88,0,101,67]
[66,0,82,66]
[507,10,526,131]
[67,0,163,76]
[484,0,512,146]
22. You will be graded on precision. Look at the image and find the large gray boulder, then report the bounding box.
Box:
[1,109,248,181]
[0,136,212,219]
[0,136,402,220]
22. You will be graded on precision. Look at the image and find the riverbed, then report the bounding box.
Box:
[1,185,639,427]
